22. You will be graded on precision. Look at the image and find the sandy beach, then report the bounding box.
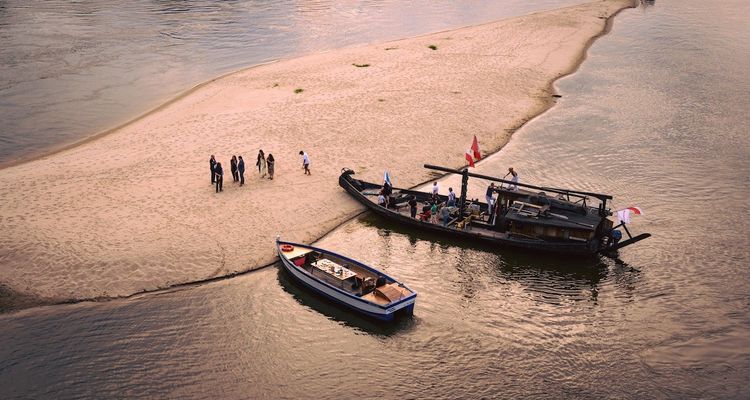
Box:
[0,0,634,304]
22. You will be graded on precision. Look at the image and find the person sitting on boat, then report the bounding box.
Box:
[440,204,451,226]
[378,191,387,207]
[419,208,431,222]
[447,187,456,207]
[430,202,439,224]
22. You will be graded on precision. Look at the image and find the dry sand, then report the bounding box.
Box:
[0,0,634,303]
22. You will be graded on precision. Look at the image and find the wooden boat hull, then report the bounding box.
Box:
[276,239,416,321]
[339,169,599,256]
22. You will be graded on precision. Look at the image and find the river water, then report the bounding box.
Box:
[0,0,579,166]
[1,0,749,399]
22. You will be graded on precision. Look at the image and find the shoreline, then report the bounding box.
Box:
[0,1,626,172]
[0,0,635,311]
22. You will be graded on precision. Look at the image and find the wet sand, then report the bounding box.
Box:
[0,0,634,303]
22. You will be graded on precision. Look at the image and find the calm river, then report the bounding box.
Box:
[1,0,749,399]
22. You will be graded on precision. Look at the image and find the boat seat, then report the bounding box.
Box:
[456,215,472,230]
[375,284,404,302]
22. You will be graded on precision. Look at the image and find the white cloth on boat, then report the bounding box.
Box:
[617,209,632,224]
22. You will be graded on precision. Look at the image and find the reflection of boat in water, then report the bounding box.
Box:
[276,238,417,321]
[339,165,650,257]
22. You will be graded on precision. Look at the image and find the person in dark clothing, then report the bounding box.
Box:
[214,162,223,193]
[210,155,217,184]
[266,153,275,180]
[382,181,392,197]
[408,196,418,218]
[238,156,245,186]
[230,155,239,182]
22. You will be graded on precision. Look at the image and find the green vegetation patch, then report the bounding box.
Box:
[294,88,304,94]
[428,45,438,50]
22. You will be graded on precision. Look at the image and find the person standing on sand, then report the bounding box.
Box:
[230,155,239,183]
[210,155,217,184]
[238,156,245,186]
[214,162,224,193]
[267,153,275,180]
[257,150,267,178]
[299,150,310,175]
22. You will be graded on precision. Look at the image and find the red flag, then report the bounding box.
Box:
[465,150,475,167]
[471,135,481,161]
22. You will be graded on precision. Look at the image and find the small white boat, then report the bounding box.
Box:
[276,238,417,321]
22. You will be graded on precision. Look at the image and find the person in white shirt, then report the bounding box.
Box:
[507,167,518,191]
[299,150,311,175]
[447,187,456,207]
[431,181,439,201]
[378,192,386,207]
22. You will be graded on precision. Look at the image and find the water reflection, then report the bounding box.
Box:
[327,213,628,307]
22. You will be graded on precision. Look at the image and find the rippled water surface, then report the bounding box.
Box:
[2,0,750,399]
[0,0,579,165]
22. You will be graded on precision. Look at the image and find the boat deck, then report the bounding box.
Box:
[371,193,516,241]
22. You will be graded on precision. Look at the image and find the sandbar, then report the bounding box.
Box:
[0,0,634,305]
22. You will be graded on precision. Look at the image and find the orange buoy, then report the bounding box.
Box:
[281,244,294,252]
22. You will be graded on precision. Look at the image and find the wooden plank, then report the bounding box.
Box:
[375,284,406,302]
[280,246,314,260]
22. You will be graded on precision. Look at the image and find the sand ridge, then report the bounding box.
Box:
[0,0,634,302]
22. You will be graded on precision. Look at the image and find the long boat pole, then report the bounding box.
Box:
[424,164,612,217]
[423,164,612,200]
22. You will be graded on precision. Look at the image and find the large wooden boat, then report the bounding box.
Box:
[339,165,650,256]
[276,238,417,321]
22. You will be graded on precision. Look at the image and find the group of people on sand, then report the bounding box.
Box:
[209,150,311,193]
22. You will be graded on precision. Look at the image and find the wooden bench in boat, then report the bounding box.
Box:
[361,283,410,305]
[284,247,314,261]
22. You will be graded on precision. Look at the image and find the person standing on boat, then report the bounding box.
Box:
[210,155,217,184]
[408,196,418,218]
[238,155,245,186]
[441,204,451,226]
[447,187,456,207]
[299,150,311,175]
[267,153,275,180]
[230,155,239,183]
[214,162,224,193]
[432,181,439,201]
[507,167,519,191]
[430,202,439,224]
[257,150,267,178]
[486,182,496,209]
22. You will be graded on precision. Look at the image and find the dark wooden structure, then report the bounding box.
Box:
[338,165,650,256]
